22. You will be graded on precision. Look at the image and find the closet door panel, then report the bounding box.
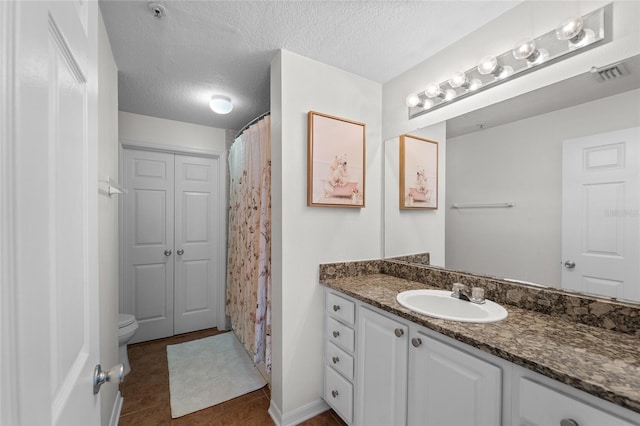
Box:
[174,155,220,334]
[123,149,175,343]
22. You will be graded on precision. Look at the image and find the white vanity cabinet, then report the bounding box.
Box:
[355,306,408,426]
[323,288,640,426]
[408,327,502,426]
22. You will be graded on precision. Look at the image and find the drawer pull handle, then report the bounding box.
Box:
[560,420,579,426]
[332,331,340,338]
[332,356,340,364]
[333,304,340,312]
[394,328,404,337]
[331,390,339,398]
[411,337,422,348]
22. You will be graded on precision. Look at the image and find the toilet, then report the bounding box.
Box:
[118,314,138,376]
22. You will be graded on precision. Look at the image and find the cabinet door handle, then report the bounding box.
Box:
[177,249,184,255]
[411,337,422,347]
[332,304,340,312]
[332,356,340,364]
[332,331,340,338]
[560,420,579,426]
[394,328,404,337]
[331,390,339,398]
[164,249,172,256]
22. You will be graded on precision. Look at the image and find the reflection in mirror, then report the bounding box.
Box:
[384,54,640,303]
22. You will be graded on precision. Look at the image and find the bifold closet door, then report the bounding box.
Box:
[122,149,175,343]
[173,154,219,334]
[123,149,219,343]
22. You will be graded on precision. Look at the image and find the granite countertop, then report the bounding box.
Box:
[321,273,640,415]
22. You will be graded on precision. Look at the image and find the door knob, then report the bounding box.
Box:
[394,328,404,337]
[411,337,422,348]
[564,260,576,269]
[93,364,124,394]
[164,249,172,256]
[177,249,184,255]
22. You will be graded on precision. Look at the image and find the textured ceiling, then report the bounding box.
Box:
[99,1,521,131]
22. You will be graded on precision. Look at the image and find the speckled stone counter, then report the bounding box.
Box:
[319,262,640,415]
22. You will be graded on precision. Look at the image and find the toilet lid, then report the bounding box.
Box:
[118,314,136,328]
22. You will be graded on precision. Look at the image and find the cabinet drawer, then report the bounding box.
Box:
[327,316,355,352]
[325,364,354,424]
[325,341,354,380]
[327,292,355,325]
[518,378,636,426]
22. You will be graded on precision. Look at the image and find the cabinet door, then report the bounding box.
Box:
[356,307,408,426]
[408,330,501,426]
[517,378,637,426]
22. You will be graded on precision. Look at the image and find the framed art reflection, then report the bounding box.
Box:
[400,134,438,209]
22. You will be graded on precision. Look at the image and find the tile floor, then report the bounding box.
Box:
[119,328,346,425]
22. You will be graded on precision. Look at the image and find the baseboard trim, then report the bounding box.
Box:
[269,398,330,426]
[110,391,123,426]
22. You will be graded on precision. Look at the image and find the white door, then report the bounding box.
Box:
[174,155,220,334]
[562,128,640,302]
[122,149,175,343]
[8,1,102,424]
[122,149,220,342]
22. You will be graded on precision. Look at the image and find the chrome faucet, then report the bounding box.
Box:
[451,283,485,304]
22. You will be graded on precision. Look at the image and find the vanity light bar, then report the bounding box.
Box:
[406,4,608,120]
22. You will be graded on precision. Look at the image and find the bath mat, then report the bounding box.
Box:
[166,332,267,418]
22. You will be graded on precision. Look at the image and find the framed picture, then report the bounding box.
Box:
[400,134,438,210]
[307,111,366,208]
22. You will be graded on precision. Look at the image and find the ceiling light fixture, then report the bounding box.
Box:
[209,95,233,114]
[405,4,608,119]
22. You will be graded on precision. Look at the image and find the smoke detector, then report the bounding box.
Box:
[148,2,167,20]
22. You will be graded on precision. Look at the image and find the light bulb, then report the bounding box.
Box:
[556,16,584,41]
[405,94,420,108]
[444,89,456,101]
[513,38,548,65]
[468,79,482,91]
[477,56,498,75]
[448,72,469,89]
[422,99,434,109]
[513,38,537,60]
[497,66,514,79]
[209,95,233,114]
[425,82,443,98]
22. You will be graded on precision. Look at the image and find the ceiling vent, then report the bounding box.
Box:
[590,62,630,82]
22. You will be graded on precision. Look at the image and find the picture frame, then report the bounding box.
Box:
[400,134,438,210]
[307,111,366,208]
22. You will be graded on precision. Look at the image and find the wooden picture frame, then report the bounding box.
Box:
[400,134,438,210]
[307,111,366,208]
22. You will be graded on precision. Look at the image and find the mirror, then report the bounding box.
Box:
[384,53,640,304]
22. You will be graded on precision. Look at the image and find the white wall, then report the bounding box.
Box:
[445,88,640,286]
[119,111,227,152]
[97,11,120,425]
[270,50,382,423]
[384,123,447,263]
[382,1,640,140]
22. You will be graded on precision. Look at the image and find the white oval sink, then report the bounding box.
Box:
[396,289,508,323]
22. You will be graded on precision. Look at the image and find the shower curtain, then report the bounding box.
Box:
[226,115,271,373]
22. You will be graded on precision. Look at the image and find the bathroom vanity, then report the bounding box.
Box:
[320,260,640,426]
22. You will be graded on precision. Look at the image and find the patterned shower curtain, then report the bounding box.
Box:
[226,115,271,373]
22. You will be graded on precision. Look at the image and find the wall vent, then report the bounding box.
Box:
[590,62,630,82]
